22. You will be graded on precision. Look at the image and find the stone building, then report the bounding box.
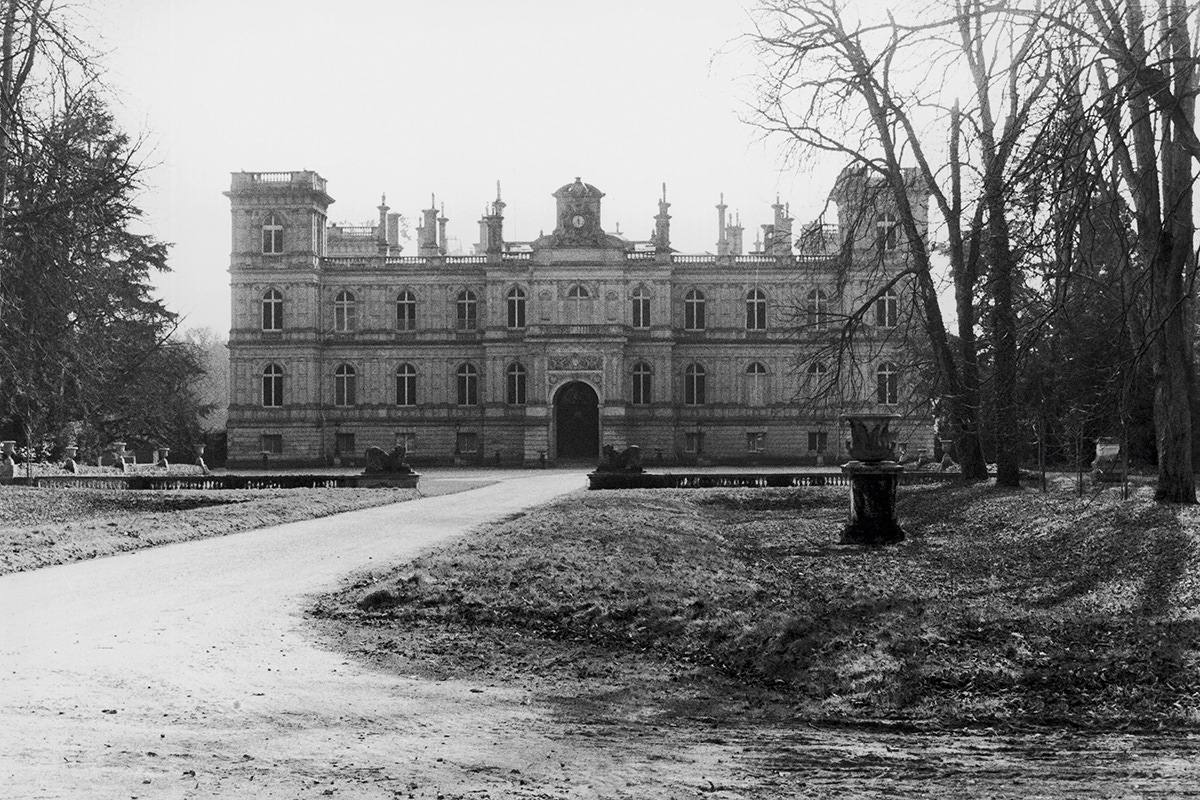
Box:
[224,169,933,467]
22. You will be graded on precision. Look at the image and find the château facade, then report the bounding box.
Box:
[225,170,933,467]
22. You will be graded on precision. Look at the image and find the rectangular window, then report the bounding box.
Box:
[807,431,828,453]
[259,433,283,454]
[746,432,766,452]
[455,432,479,454]
[685,431,704,454]
[335,432,356,456]
[396,431,416,454]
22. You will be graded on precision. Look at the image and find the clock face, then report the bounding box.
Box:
[571,214,586,228]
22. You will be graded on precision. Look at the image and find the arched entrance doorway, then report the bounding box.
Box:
[554,381,599,460]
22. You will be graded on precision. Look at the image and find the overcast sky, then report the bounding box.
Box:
[96,0,843,335]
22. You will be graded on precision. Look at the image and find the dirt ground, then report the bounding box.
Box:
[316,597,1200,799]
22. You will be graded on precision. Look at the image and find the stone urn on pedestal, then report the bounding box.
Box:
[840,414,906,545]
[63,446,79,474]
[1,440,15,479]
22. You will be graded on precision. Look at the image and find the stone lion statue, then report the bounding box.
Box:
[363,445,413,474]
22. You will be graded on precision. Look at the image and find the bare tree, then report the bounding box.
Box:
[749,0,1055,482]
[1077,0,1198,502]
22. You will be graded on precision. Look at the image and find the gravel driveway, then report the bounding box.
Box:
[2,472,743,799]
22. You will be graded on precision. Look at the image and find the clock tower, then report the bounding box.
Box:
[551,177,605,246]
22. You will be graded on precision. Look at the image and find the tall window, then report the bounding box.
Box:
[261,213,283,255]
[396,290,417,331]
[567,285,590,324]
[631,287,651,329]
[262,289,283,331]
[875,288,898,328]
[877,212,900,252]
[506,287,527,329]
[334,363,357,406]
[877,362,899,405]
[262,363,283,407]
[684,289,706,331]
[334,290,357,332]
[684,363,706,406]
[506,362,527,405]
[632,361,652,405]
[456,362,478,406]
[746,289,767,330]
[396,363,417,406]
[746,362,768,406]
[806,289,828,329]
[456,290,477,330]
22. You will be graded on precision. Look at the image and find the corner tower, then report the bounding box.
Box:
[226,171,334,270]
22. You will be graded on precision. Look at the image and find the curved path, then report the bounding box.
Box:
[0,472,742,799]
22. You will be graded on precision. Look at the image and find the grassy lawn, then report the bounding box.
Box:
[0,480,490,575]
[321,482,1200,730]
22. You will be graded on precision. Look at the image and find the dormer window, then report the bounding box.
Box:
[262,213,284,255]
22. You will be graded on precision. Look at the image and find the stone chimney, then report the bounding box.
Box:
[417,195,439,257]
[437,204,449,256]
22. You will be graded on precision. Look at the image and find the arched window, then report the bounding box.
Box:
[631,286,651,329]
[262,289,283,331]
[334,290,357,332]
[746,289,767,330]
[684,289,706,331]
[334,363,357,407]
[456,290,477,330]
[262,363,283,407]
[877,212,899,252]
[396,363,417,406]
[506,287,526,329]
[746,362,768,406]
[806,288,828,329]
[567,284,590,325]
[877,362,899,405]
[456,362,478,406]
[261,213,284,255]
[506,362,527,405]
[684,363,706,406]
[396,290,417,331]
[875,288,899,328]
[632,361,652,405]
[807,361,828,381]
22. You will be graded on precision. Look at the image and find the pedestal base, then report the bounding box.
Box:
[841,461,906,545]
[354,472,420,489]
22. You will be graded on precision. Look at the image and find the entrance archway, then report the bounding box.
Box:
[554,381,600,460]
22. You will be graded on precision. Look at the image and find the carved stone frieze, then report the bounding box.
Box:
[548,353,602,372]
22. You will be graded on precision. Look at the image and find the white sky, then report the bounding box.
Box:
[94,0,844,336]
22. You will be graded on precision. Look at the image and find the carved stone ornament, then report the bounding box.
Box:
[548,354,602,372]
